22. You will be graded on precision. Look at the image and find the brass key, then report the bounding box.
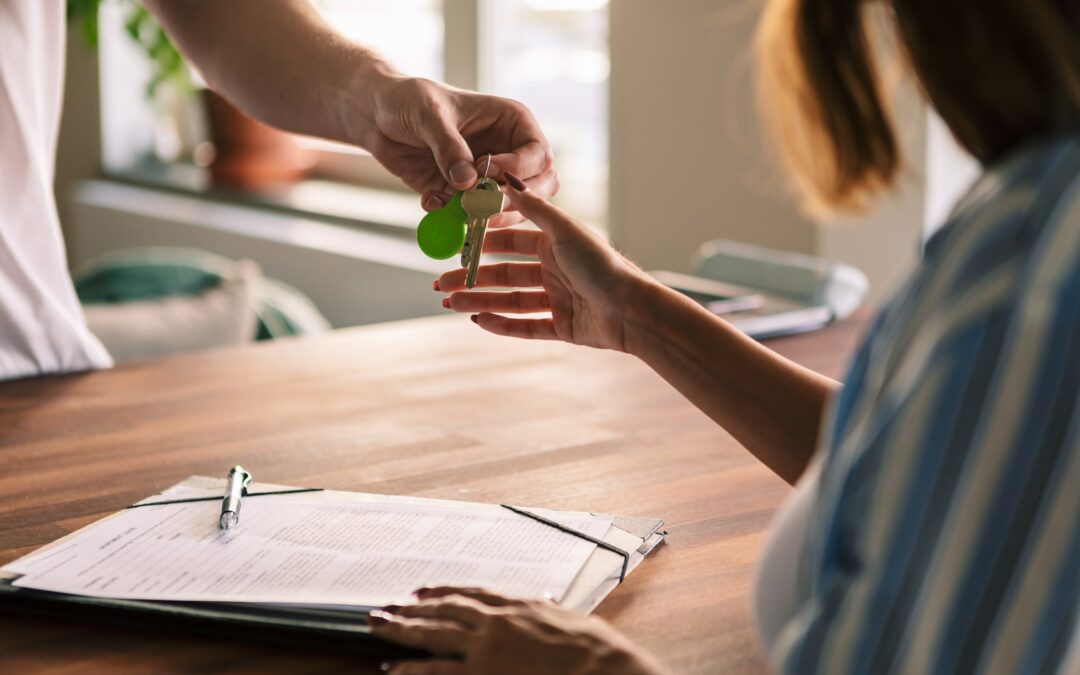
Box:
[460,177,503,288]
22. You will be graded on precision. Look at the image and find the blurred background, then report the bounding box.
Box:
[57,0,979,347]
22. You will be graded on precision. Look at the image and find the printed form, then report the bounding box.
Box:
[6,494,611,609]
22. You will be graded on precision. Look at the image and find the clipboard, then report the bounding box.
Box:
[0,476,666,652]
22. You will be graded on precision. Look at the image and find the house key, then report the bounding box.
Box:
[460,175,504,288]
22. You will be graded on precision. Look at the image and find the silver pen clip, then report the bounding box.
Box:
[219,465,252,530]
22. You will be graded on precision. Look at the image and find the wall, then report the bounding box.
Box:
[609,0,929,305]
[610,0,815,271]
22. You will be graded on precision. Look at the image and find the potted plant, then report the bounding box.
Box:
[68,0,314,189]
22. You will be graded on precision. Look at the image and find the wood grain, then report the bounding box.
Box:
[0,313,866,674]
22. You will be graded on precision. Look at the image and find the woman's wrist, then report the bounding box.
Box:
[619,272,701,360]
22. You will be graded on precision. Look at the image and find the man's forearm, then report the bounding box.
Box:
[624,277,840,484]
[144,0,394,148]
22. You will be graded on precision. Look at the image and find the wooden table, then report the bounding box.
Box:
[0,314,865,674]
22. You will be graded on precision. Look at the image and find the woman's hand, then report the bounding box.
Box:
[369,587,669,675]
[435,173,655,352]
[370,78,558,224]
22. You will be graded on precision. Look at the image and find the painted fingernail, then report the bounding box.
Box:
[442,298,451,309]
[450,161,478,187]
[368,610,390,627]
[382,604,404,614]
[504,172,527,191]
[433,279,440,291]
[470,314,479,324]
[423,193,447,211]
[414,587,432,597]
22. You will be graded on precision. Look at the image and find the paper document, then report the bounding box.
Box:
[8,493,611,609]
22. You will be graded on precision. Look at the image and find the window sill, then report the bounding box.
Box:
[105,157,609,238]
[105,158,426,240]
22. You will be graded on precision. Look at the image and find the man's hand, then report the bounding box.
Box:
[369,77,558,222]
[142,1,557,221]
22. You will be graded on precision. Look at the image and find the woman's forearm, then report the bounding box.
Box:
[144,0,394,147]
[624,277,840,484]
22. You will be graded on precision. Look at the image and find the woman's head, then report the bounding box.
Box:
[758,0,1080,212]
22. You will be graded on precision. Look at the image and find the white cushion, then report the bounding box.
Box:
[82,260,261,363]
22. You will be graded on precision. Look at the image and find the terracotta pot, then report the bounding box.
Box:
[202,89,316,189]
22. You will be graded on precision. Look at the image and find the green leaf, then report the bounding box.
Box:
[66,0,101,48]
[68,0,190,101]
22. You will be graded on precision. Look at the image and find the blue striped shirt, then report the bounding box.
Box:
[773,133,1080,674]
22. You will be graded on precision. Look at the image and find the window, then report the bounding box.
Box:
[478,0,609,224]
[319,0,444,82]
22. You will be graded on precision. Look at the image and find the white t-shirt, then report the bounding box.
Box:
[0,0,112,380]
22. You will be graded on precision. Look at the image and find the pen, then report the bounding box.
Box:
[219,465,252,530]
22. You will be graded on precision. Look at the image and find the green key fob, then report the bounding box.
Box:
[417,192,467,260]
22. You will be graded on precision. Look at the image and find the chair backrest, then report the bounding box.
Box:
[74,246,330,340]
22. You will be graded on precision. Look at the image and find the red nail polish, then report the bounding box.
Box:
[504,172,527,191]
[433,279,440,291]
[470,314,479,324]
[382,604,403,614]
[442,298,451,309]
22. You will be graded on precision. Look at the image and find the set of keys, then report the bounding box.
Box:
[416,157,504,288]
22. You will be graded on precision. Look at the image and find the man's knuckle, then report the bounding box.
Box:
[542,146,555,170]
[409,82,449,117]
[406,77,435,98]
[502,97,528,116]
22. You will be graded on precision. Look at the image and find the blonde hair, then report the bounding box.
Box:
[758,0,1080,212]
